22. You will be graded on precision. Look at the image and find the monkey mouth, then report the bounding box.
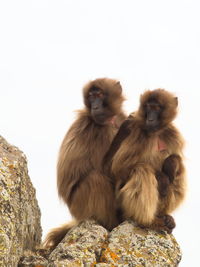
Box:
[146,118,158,128]
[146,119,156,126]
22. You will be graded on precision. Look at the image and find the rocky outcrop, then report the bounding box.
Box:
[19,220,182,266]
[0,136,42,267]
[100,220,181,266]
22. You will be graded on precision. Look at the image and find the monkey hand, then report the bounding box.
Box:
[162,154,182,183]
[155,171,170,197]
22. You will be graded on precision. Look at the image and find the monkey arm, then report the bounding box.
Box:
[161,154,186,214]
[103,118,133,175]
[158,125,186,213]
[57,155,92,205]
[160,124,185,183]
[162,154,183,182]
[57,118,94,205]
[155,170,170,197]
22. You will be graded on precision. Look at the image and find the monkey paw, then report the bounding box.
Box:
[162,154,181,182]
[163,214,176,234]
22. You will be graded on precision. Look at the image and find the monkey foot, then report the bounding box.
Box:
[163,214,176,233]
[148,214,176,234]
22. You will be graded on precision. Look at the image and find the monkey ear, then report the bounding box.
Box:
[115,81,122,93]
[174,97,178,107]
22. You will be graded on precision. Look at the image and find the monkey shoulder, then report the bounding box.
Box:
[67,111,98,137]
[103,117,134,164]
[159,124,184,153]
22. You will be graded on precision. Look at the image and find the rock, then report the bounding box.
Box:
[18,220,182,266]
[101,220,182,266]
[48,220,108,266]
[19,220,108,267]
[0,136,42,267]
[18,249,48,267]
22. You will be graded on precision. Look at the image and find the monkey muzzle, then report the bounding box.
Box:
[146,111,159,128]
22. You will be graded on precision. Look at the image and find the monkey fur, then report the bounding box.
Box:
[43,78,126,249]
[104,89,186,233]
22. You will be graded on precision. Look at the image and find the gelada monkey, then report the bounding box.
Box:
[43,78,126,249]
[104,89,186,233]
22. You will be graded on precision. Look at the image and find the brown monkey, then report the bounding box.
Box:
[43,78,126,249]
[103,89,186,233]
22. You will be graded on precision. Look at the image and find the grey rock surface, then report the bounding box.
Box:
[0,136,42,267]
[100,220,182,266]
[48,220,108,266]
[19,220,182,266]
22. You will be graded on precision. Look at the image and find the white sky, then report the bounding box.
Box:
[0,1,200,266]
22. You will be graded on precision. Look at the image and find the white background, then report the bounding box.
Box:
[0,1,199,266]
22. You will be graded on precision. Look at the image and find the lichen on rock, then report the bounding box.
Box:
[100,220,182,266]
[0,136,42,267]
[48,219,108,266]
[19,219,182,266]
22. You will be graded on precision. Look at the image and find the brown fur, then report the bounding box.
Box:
[108,89,186,232]
[43,78,126,249]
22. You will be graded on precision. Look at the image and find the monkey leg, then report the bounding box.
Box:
[68,170,118,231]
[119,166,159,226]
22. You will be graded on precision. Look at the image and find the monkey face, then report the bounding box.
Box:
[144,101,162,130]
[83,78,125,125]
[88,87,115,125]
[139,89,178,132]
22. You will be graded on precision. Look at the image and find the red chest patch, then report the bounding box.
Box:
[157,138,167,152]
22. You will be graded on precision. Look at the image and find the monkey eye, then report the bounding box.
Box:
[88,92,104,98]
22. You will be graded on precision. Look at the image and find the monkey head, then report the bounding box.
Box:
[83,78,125,125]
[137,89,178,131]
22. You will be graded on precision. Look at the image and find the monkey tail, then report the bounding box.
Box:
[42,220,77,250]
